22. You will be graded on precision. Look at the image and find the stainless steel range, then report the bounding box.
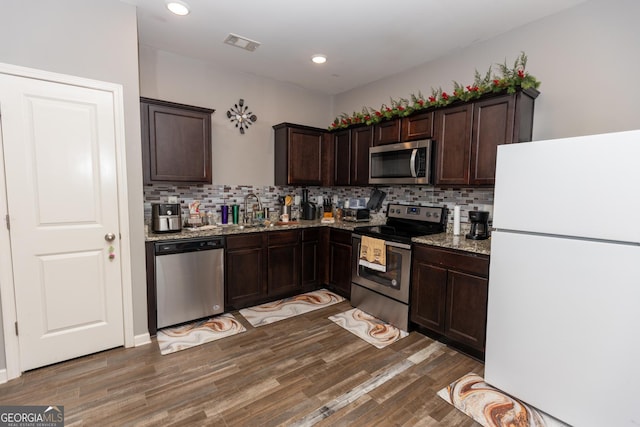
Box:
[351,203,448,331]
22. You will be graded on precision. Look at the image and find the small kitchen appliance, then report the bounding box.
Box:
[301,189,317,220]
[152,203,182,233]
[343,208,370,222]
[466,210,490,240]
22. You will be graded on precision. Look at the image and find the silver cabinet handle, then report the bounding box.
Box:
[105,233,116,242]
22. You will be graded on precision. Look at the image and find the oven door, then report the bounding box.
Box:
[351,234,412,303]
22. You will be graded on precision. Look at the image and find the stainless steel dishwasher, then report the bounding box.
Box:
[154,237,225,329]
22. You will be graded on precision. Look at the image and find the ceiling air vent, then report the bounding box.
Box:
[223,33,261,52]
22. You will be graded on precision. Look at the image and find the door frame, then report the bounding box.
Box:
[0,63,135,381]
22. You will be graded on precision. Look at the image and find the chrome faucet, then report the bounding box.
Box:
[243,192,263,224]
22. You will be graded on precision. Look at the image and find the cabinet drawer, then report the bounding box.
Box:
[302,228,320,242]
[226,233,264,250]
[330,229,352,245]
[268,230,300,246]
[414,244,489,277]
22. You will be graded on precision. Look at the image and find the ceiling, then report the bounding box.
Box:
[124,0,589,95]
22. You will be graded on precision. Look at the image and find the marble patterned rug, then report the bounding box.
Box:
[328,308,409,349]
[157,313,246,355]
[239,289,345,327]
[437,373,569,427]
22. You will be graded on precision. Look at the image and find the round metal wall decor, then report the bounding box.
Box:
[226,99,257,134]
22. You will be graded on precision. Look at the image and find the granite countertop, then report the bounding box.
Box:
[146,218,491,256]
[145,218,383,242]
[412,233,491,256]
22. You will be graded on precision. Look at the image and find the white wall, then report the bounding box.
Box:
[333,0,640,140]
[0,0,147,368]
[138,46,333,186]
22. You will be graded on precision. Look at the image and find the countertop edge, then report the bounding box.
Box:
[146,220,491,255]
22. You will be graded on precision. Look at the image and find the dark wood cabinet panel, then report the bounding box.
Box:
[333,130,351,185]
[145,242,158,335]
[141,97,214,184]
[373,119,401,146]
[225,237,266,310]
[267,230,301,297]
[274,123,327,186]
[328,229,352,298]
[401,111,434,141]
[433,89,539,186]
[350,126,373,186]
[301,228,321,288]
[411,244,489,356]
[470,96,515,185]
[410,260,447,333]
[445,270,488,350]
[225,229,324,310]
[434,104,473,186]
[332,126,373,186]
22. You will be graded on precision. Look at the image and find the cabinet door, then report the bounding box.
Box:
[434,104,472,186]
[225,235,265,309]
[288,127,324,185]
[141,99,213,184]
[373,119,401,146]
[401,111,434,141]
[445,270,488,351]
[301,228,321,288]
[328,229,352,298]
[410,259,447,333]
[333,130,351,185]
[469,95,515,185]
[351,126,373,186]
[267,230,301,297]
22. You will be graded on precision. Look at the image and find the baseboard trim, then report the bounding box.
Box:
[134,332,152,347]
[0,368,7,384]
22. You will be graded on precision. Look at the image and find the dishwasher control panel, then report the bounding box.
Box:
[154,237,225,255]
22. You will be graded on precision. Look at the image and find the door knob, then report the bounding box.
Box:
[105,233,116,242]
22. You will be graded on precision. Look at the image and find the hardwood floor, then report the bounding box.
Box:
[0,301,483,426]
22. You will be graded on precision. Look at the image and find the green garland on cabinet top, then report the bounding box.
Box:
[329,52,541,131]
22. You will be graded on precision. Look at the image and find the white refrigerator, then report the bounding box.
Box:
[484,130,640,427]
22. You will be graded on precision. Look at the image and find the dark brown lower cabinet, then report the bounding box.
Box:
[225,233,267,310]
[267,230,301,297]
[225,228,324,310]
[327,228,352,299]
[411,244,489,358]
[301,228,322,287]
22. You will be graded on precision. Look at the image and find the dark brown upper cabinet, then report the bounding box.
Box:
[401,110,434,141]
[433,89,538,186]
[350,126,374,186]
[274,123,330,186]
[332,125,373,186]
[373,119,401,146]
[140,97,214,184]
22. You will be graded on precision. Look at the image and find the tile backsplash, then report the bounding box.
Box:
[143,183,493,225]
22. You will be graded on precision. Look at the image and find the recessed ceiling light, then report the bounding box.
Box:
[311,54,327,64]
[166,1,190,16]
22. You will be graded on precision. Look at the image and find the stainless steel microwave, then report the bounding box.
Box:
[369,139,433,185]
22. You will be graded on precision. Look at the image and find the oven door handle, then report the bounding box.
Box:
[409,148,418,178]
[353,234,411,250]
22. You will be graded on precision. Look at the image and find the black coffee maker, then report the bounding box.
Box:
[301,189,316,220]
[466,211,490,240]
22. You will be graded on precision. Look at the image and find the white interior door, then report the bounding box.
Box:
[0,73,124,371]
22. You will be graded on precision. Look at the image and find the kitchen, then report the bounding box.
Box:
[0,0,639,425]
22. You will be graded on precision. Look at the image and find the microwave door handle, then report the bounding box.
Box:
[410,148,418,177]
